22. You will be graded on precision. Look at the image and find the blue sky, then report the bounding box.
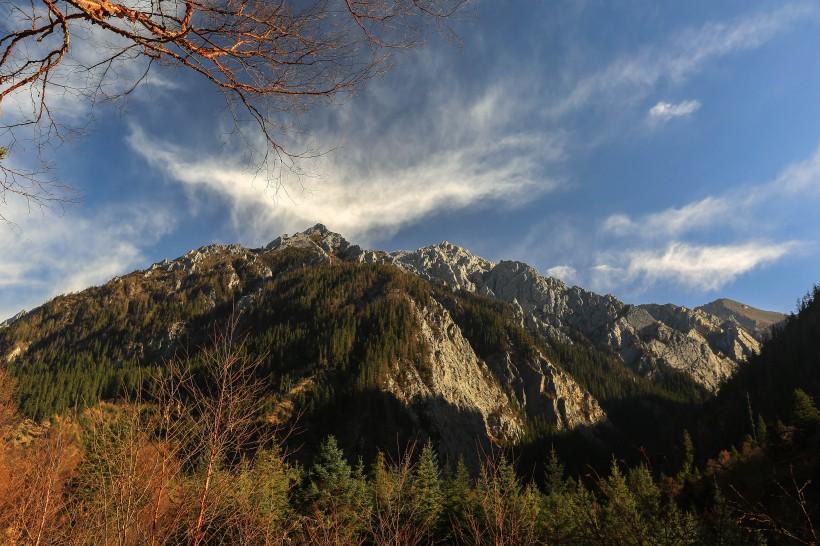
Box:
[3,0,820,318]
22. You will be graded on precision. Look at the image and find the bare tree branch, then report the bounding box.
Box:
[0,0,465,209]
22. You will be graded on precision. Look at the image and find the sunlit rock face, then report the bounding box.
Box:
[345,235,758,394]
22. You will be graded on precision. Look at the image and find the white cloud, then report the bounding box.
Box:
[550,4,813,116]
[602,196,730,238]
[531,144,820,295]
[0,197,174,319]
[625,241,797,291]
[588,264,625,293]
[767,144,820,194]
[648,100,701,123]
[129,79,566,245]
[602,143,820,242]
[545,265,577,284]
[600,214,635,236]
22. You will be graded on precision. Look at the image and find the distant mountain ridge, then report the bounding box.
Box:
[696,298,785,340]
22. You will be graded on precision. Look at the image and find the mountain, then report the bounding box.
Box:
[0,224,778,463]
[348,235,760,393]
[697,298,786,340]
[268,225,765,393]
[0,226,606,465]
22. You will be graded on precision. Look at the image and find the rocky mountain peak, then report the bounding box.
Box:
[266,223,353,255]
[0,310,27,329]
[8,223,775,397]
[252,225,769,394]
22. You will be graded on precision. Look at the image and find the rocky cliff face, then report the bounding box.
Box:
[381,297,525,459]
[270,231,608,453]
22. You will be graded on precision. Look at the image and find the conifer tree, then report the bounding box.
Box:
[677,429,695,483]
[412,440,444,534]
[445,456,472,523]
[303,435,370,544]
[544,446,566,495]
[792,388,820,429]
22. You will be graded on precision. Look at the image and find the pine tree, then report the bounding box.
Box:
[305,436,368,516]
[677,429,695,483]
[445,456,472,522]
[599,458,642,544]
[792,388,820,429]
[412,440,443,532]
[303,436,370,543]
[544,446,566,495]
[371,450,392,505]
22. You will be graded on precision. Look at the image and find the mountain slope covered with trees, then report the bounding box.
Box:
[1,225,816,544]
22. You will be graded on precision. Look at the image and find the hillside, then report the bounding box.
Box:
[699,286,820,452]
[0,231,607,465]
[0,224,781,465]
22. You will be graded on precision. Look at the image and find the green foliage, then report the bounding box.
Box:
[302,435,370,543]
[456,455,541,545]
[709,285,820,452]
[756,415,768,447]
[235,447,300,524]
[791,388,820,429]
[543,447,566,495]
[3,252,434,425]
[411,440,443,531]
[305,436,367,509]
[678,429,695,482]
[591,460,699,546]
[445,456,472,522]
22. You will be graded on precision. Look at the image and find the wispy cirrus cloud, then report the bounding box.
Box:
[523,144,820,295]
[129,78,567,245]
[545,265,577,284]
[588,147,820,291]
[602,144,820,241]
[0,198,174,320]
[601,196,730,238]
[549,3,814,117]
[623,241,797,291]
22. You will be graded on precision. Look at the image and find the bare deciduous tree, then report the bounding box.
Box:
[161,315,283,545]
[0,0,464,207]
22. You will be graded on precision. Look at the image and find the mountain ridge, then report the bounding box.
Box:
[0,227,614,464]
[288,224,764,393]
[3,223,774,396]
